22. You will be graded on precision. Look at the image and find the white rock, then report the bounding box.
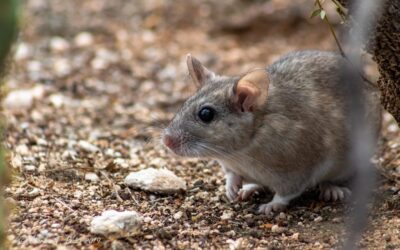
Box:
[271,225,285,233]
[387,124,399,133]
[15,144,29,155]
[114,158,129,168]
[291,232,300,241]
[74,32,93,47]
[27,60,42,72]
[53,58,71,76]
[91,57,108,70]
[14,42,31,60]
[90,210,143,236]
[149,157,167,167]
[78,140,100,153]
[124,168,186,194]
[396,166,400,174]
[85,172,100,182]
[28,188,40,198]
[314,216,323,222]
[3,85,45,109]
[24,165,36,172]
[36,138,48,146]
[11,154,23,169]
[48,94,65,108]
[173,211,183,220]
[221,211,234,220]
[50,37,70,52]
[227,238,245,250]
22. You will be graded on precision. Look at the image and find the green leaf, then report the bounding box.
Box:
[320,10,326,20]
[310,8,322,18]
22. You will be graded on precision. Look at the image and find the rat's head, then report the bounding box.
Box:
[163,54,270,158]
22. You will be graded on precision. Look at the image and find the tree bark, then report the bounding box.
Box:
[339,0,400,124]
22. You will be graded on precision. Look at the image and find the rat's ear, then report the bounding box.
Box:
[232,69,270,112]
[187,54,215,87]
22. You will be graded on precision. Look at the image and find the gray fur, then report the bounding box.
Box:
[164,50,381,203]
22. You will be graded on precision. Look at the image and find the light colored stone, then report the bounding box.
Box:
[53,58,71,76]
[50,37,70,52]
[11,154,23,169]
[271,225,285,233]
[14,42,31,60]
[3,85,45,109]
[24,165,36,172]
[221,211,234,220]
[291,232,300,241]
[85,172,100,182]
[74,32,93,47]
[173,211,183,220]
[114,158,129,168]
[90,210,143,236]
[49,94,65,108]
[16,144,29,155]
[78,140,100,153]
[314,216,323,222]
[124,167,186,194]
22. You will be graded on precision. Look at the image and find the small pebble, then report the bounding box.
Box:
[271,225,285,233]
[221,211,234,220]
[78,140,100,153]
[173,211,183,220]
[314,216,323,222]
[85,172,100,182]
[24,165,36,172]
[291,232,300,241]
[50,37,70,52]
[74,32,93,47]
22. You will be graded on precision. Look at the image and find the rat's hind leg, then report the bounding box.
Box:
[237,183,263,201]
[319,182,351,202]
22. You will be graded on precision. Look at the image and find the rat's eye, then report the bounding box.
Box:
[198,107,215,123]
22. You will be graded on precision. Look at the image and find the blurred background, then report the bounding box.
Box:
[3,0,400,249]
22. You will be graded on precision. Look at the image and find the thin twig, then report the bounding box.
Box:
[316,0,376,88]
[317,0,345,56]
[54,197,75,212]
[100,170,123,203]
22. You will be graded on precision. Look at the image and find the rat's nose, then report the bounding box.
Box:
[163,133,179,149]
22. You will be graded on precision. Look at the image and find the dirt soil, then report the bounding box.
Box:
[4,0,400,249]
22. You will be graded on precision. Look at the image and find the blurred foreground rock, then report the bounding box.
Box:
[3,85,44,109]
[90,210,143,236]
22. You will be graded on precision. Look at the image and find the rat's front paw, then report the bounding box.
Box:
[237,183,262,201]
[258,201,287,215]
[225,173,242,202]
[226,183,240,202]
[319,184,351,202]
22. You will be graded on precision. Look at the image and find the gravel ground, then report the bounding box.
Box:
[4,0,400,249]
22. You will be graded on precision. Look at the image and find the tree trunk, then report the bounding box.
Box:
[339,0,400,124]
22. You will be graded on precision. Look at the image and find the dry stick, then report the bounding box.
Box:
[316,0,376,88]
[100,170,123,203]
[54,197,75,212]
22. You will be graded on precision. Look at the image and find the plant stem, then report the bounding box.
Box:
[316,0,376,87]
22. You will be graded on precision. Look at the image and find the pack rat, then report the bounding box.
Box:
[163,50,381,214]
